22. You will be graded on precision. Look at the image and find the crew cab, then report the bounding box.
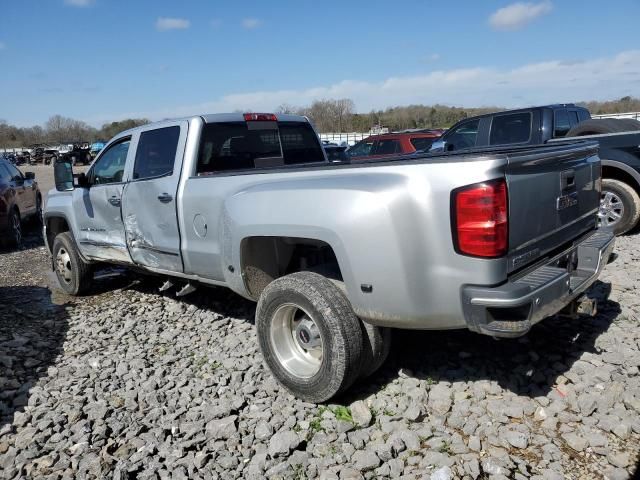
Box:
[45,112,614,402]
[347,131,443,161]
[430,104,640,234]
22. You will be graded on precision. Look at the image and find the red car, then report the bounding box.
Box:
[0,158,42,247]
[347,131,444,161]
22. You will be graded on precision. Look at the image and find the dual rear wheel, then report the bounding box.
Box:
[256,271,390,403]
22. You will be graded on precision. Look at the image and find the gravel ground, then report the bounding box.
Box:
[0,220,639,479]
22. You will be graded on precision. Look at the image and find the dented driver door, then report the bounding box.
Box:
[120,121,188,272]
[73,137,135,263]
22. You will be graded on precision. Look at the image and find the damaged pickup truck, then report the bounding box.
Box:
[44,112,615,402]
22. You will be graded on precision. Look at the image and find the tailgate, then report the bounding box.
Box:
[506,142,600,273]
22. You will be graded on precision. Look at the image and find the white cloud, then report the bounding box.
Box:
[64,0,95,7]
[428,53,440,61]
[155,17,190,32]
[0,42,5,50]
[210,19,222,28]
[241,18,262,29]
[489,1,552,31]
[87,50,640,125]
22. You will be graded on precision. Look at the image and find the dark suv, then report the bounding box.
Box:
[0,158,42,246]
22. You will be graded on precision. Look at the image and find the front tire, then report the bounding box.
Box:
[256,271,363,402]
[6,208,21,247]
[52,232,93,295]
[599,179,640,235]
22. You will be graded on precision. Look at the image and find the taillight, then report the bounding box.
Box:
[244,113,278,122]
[452,179,508,258]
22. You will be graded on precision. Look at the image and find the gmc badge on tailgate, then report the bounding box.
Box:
[557,191,579,210]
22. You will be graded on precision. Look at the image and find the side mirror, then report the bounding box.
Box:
[429,140,446,153]
[25,171,35,180]
[75,172,90,188]
[54,159,74,191]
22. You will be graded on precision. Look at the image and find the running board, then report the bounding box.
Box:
[176,283,196,297]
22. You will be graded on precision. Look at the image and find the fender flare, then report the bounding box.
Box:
[601,159,640,191]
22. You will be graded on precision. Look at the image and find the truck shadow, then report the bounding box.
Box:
[0,286,69,429]
[87,271,621,401]
[349,281,621,400]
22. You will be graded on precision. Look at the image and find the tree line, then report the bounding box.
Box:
[280,96,640,133]
[2,96,638,148]
[0,115,150,149]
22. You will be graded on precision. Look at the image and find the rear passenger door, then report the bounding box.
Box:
[121,121,188,272]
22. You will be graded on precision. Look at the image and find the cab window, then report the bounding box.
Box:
[372,139,400,155]
[445,119,480,151]
[133,126,180,180]
[554,110,571,137]
[89,139,131,185]
[489,112,532,145]
[347,140,374,158]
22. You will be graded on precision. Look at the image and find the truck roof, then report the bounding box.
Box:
[115,113,311,139]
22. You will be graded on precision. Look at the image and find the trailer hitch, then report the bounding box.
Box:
[558,294,598,319]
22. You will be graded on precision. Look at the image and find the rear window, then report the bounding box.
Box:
[410,137,436,151]
[578,109,590,122]
[489,112,532,145]
[197,121,324,173]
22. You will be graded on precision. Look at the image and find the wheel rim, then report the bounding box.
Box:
[56,247,73,284]
[11,212,21,244]
[598,190,624,228]
[270,303,323,378]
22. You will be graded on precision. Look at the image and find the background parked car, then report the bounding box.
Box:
[323,144,349,162]
[0,157,41,247]
[59,143,93,165]
[347,131,443,161]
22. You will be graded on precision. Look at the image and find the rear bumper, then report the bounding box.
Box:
[461,230,615,338]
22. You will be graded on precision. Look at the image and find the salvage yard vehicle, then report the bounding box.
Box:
[430,104,640,234]
[59,143,93,165]
[347,131,442,161]
[0,157,41,247]
[45,112,614,402]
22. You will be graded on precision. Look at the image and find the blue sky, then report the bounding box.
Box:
[1,0,639,127]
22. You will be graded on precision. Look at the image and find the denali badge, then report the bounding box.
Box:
[557,192,579,210]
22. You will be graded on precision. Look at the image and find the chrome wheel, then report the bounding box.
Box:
[56,247,73,284]
[270,303,323,378]
[598,190,624,228]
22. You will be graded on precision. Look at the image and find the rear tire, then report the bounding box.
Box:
[599,179,640,235]
[359,323,391,378]
[52,232,93,295]
[256,271,363,402]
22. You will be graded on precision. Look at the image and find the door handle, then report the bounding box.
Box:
[157,193,173,203]
[108,196,121,206]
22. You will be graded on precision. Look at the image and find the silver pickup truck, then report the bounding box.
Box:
[45,113,615,402]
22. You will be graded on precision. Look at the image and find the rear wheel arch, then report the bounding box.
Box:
[601,162,640,196]
[239,236,345,300]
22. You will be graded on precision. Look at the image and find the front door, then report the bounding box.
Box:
[121,122,187,272]
[73,137,133,263]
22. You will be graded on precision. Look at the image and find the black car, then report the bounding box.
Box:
[0,157,41,247]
